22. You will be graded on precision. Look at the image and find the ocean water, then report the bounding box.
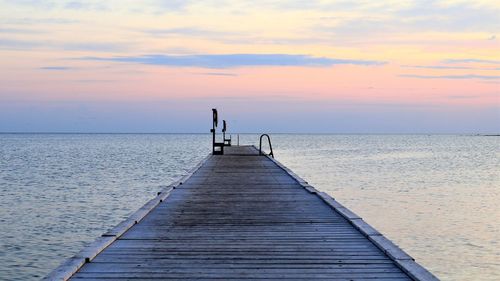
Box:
[0,134,498,281]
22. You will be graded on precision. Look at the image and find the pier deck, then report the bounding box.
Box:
[47,145,437,281]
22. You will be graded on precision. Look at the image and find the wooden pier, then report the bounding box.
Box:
[45,145,437,280]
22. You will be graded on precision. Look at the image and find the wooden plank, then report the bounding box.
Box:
[71,272,412,279]
[81,262,399,270]
[70,276,411,281]
[90,258,397,265]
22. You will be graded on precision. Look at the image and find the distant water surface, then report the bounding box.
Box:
[0,134,498,281]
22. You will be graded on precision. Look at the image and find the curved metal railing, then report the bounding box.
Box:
[259,134,274,158]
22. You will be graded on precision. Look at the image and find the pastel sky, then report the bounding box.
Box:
[1,0,499,133]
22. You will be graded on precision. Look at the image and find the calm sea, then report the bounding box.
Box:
[0,134,498,281]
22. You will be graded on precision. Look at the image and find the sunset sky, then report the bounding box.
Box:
[1,0,499,133]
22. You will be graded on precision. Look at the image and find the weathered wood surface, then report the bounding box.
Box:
[63,145,435,280]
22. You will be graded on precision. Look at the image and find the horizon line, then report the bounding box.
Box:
[0,132,498,136]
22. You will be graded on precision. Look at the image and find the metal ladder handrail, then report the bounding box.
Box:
[259,134,274,158]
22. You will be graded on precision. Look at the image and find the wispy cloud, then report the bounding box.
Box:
[80,54,385,68]
[401,65,474,70]
[74,79,114,83]
[442,59,500,65]
[2,0,108,11]
[141,27,240,44]
[192,72,238,76]
[63,1,109,11]
[148,0,195,13]
[395,1,500,33]
[400,74,500,80]
[1,17,78,25]
[401,65,500,71]
[0,38,127,52]
[0,27,44,34]
[144,27,233,37]
[62,42,126,52]
[0,38,40,48]
[448,95,480,99]
[2,0,57,9]
[40,66,72,70]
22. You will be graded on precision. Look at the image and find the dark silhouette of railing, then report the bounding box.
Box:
[259,134,274,158]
